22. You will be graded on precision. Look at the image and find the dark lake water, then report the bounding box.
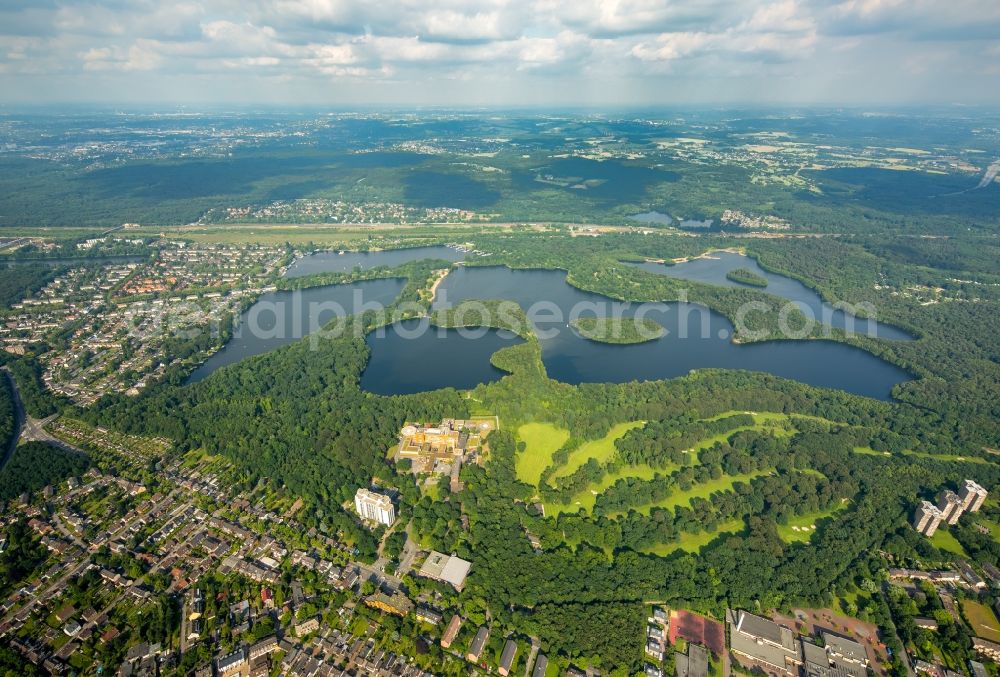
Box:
[630,211,673,225]
[360,320,522,395]
[361,267,912,399]
[187,278,405,383]
[631,251,912,340]
[284,245,465,278]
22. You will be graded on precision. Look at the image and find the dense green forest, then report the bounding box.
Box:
[570,316,665,344]
[0,441,90,501]
[0,265,63,309]
[725,267,768,287]
[0,108,997,669]
[57,225,999,670]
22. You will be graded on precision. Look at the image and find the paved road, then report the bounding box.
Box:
[523,638,540,677]
[1,367,84,462]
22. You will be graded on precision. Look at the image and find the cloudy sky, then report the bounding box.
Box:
[1,0,999,106]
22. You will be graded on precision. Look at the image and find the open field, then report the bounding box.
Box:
[640,519,746,556]
[930,527,969,557]
[553,421,645,479]
[853,446,994,464]
[543,463,660,517]
[615,470,771,518]
[515,422,570,486]
[963,600,1000,643]
[977,518,1000,540]
[777,501,849,543]
[543,411,802,518]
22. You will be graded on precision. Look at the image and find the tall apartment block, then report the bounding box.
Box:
[355,488,395,526]
[913,501,944,537]
[960,480,989,513]
[937,490,965,525]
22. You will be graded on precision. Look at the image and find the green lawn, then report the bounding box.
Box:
[776,500,849,543]
[515,422,570,486]
[614,470,771,517]
[640,519,746,556]
[963,600,1000,643]
[930,527,969,557]
[854,446,994,464]
[543,462,660,517]
[977,518,1000,540]
[552,421,645,479]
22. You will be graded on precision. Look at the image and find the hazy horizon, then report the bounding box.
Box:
[1,0,999,107]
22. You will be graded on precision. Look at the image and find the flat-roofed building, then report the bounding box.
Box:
[823,632,869,674]
[498,639,518,676]
[675,643,708,677]
[914,501,944,536]
[960,480,989,513]
[418,551,472,590]
[727,609,801,676]
[938,490,965,525]
[354,488,395,526]
[467,626,489,663]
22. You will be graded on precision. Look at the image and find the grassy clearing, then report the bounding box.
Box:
[640,519,746,556]
[553,421,645,479]
[930,528,969,558]
[543,463,660,517]
[853,446,994,464]
[977,518,1000,540]
[545,413,797,518]
[515,422,570,486]
[776,500,849,543]
[963,600,1000,643]
[615,470,771,518]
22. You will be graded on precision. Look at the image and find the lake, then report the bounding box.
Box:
[631,251,912,340]
[361,267,912,399]
[360,320,522,395]
[187,278,405,383]
[630,211,673,225]
[284,245,465,278]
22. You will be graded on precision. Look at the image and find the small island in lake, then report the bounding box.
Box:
[725,267,768,287]
[570,316,665,344]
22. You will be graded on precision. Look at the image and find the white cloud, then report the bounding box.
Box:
[0,0,997,103]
